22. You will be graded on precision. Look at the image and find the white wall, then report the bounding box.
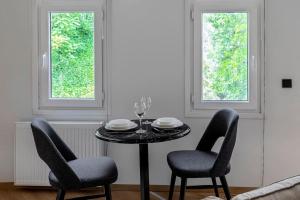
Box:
[0,0,297,187]
[264,0,300,185]
[0,0,32,181]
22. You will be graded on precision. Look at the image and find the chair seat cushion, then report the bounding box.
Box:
[167,150,230,178]
[49,157,118,189]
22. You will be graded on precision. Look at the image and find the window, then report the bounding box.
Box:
[185,0,264,117]
[33,0,109,119]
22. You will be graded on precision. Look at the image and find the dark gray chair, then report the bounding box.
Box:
[167,109,239,200]
[31,118,118,200]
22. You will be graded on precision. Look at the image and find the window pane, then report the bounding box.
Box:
[202,13,248,101]
[50,12,95,99]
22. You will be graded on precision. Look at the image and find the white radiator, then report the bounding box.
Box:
[15,122,105,186]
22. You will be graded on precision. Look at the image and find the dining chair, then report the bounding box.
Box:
[167,109,239,200]
[31,118,118,200]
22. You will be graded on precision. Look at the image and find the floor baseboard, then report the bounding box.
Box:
[1,182,255,194]
[112,184,255,193]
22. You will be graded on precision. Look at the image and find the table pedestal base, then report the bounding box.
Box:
[139,144,150,200]
[139,144,167,200]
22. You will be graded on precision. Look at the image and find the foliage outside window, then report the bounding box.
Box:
[50,12,95,99]
[202,13,248,101]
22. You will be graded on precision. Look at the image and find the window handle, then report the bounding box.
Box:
[190,9,194,21]
[42,53,47,69]
[251,56,257,73]
[101,10,105,40]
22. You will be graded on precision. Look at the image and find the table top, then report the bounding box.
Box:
[95,119,191,144]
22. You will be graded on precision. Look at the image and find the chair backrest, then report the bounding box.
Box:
[196,109,239,176]
[31,118,80,189]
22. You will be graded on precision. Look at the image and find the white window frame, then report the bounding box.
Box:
[185,0,264,118]
[32,0,111,120]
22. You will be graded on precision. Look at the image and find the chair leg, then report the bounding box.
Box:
[168,172,176,200]
[220,176,231,200]
[104,184,112,200]
[56,189,65,200]
[211,177,219,197]
[179,178,187,200]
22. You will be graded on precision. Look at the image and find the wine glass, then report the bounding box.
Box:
[142,96,152,124]
[134,101,146,134]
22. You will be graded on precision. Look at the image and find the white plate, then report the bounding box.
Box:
[151,119,183,129]
[156,117,178,126]
[105,121,138,131]
[108,119,132,128]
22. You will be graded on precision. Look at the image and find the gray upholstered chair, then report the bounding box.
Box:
[31,118,118,200]
[167,109,239,200]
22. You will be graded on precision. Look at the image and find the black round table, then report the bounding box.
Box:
[95,119,191,200]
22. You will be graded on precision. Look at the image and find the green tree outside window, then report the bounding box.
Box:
[50,12,95,99]
[202,13,248,101]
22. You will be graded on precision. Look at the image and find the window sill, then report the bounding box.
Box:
[32,109,108,121]
[185,109,264,120]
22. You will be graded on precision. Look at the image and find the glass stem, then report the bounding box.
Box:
[139,118,142,129]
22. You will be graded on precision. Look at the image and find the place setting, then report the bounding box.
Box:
[103,96,185,134]
[151,117,184,131]
[104,119,138,132]
[103,96,152,133]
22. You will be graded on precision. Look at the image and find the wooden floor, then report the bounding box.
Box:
[0,184,252,200]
